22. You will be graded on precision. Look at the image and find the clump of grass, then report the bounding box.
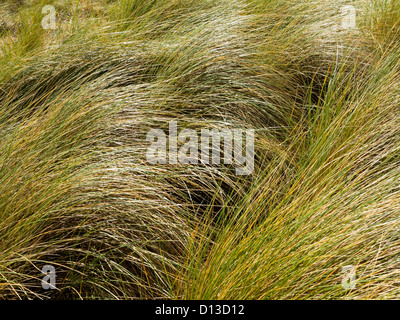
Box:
[0,0,400,300]
[179,0,400,299]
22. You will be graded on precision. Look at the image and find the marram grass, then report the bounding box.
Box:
[0,0,399,299]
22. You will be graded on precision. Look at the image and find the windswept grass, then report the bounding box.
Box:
[0,0,399,299]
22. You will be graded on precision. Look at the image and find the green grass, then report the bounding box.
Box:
[0,0,399,299]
